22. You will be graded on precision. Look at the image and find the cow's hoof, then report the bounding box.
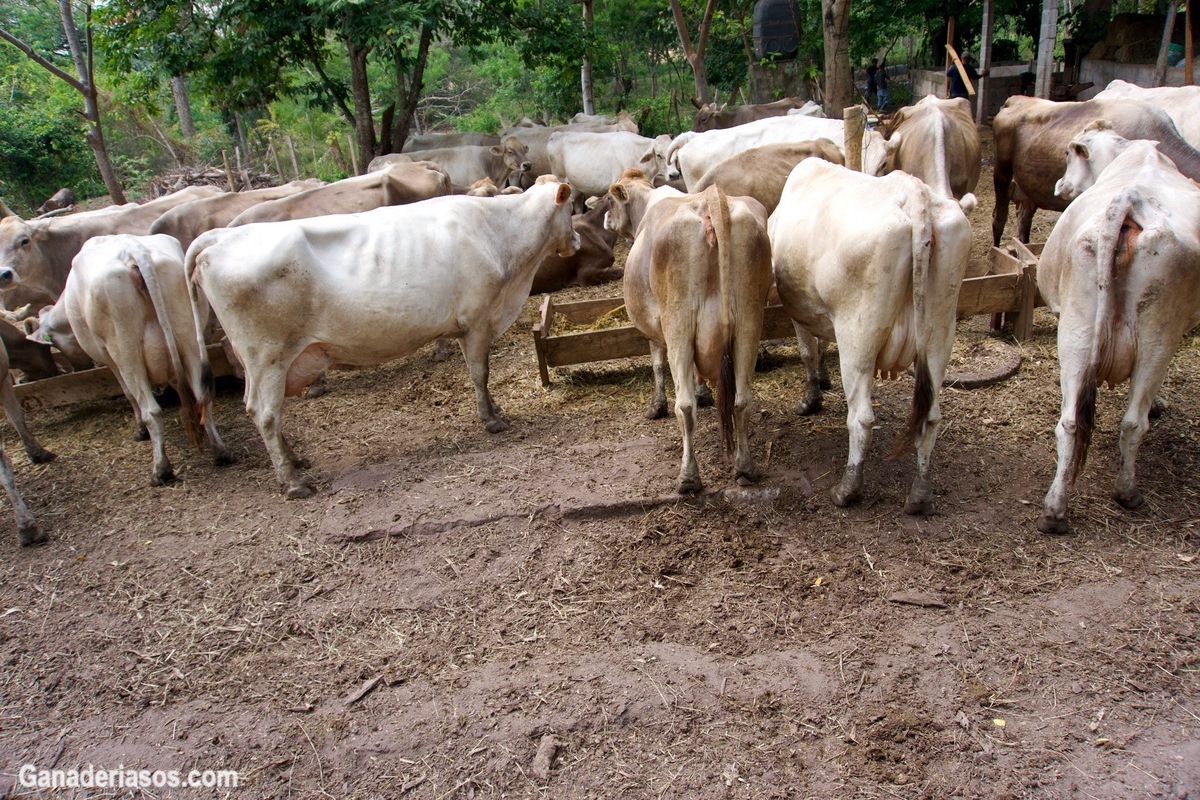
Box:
[151,469,176,487]
[736,464,761,486]
[1149,396,1167,420]
[904,496,934,516]
[1113,488,1145,510]
[1036,514,1070,535]
[797,396,822,416]
[286,481,316,500]
[696,385,714,408]
[18,524,47,547]
[213,450,236,467]
[486,417,511,434]
[677,475,703,495]
[818,374,832,391]
[134,425,150,442]
[28,448,56,465]
[645,402,668,420]
[831,483,860,508]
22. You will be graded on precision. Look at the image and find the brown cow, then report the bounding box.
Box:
[882,95,981,210]
[228,162,451,226]
[35,188,75,216]
[991,95,1200,245]
[692,97,821,132]
[532,195,622,294]
[149,180,324,251]
[605,171,773,493]
[0,318,57,381]
[0,185,222,310]
[691,139,845,215]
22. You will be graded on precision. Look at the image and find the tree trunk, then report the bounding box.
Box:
[390,23,433,155]
[171,75,196,138]
[669,0,717,105]
[346,36,375,174]
[581,0,595,114]
[821,0,853,116]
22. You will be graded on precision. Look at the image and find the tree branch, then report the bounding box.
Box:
[302,23,356,125]
[0,27,87,93]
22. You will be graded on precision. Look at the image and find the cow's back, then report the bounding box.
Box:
[693,140,845,214]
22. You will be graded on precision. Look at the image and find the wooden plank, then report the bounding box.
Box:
[16,344,235,412]
[990,247,1024,276]
[956,272,1023,317]
[1011,239,1042,264]
[544,325,651,368]
[533,295,554,387]
[552,296,627,326]
[1012,263,1038,341]
[945,44,977,96]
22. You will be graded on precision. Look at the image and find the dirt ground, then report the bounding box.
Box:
[0,128,1197,800]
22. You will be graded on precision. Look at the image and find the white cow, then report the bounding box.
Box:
[769,159,971,514]
[32,234,232,486]
[633,134,681,188]
[503,112,639,177]
[1094,79,1200,149]
[367,137,531,188]
[1036,127,1200,534]
[187,179,579,499]
[548,131,655,200]
[668,114,888,189]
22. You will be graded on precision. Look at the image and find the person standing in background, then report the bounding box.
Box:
[866,59,880,108]
[876,62,890,110]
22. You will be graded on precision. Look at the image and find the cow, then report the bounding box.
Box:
[401,132,501,153]
[691,139,845,215]
[666,114,889,190]
[0,339,55,546]
[548,131,656,203]
[1035,127,1200,534]
[632,134,679,188]
[0,318,58,381]
[366,138,531,188]
[692,96,820,131]
[882,95,981,211]
[1093,79,1200,149]
[991,95,1200,245]
[769,158,971,514]
[186,178,578,499]
[229,162,451,226]
[532,194,622,294]
[31,234,232,486]
[504,112,640,177]
[36,188,76,216]
[604,171,773,493]
[0,185,222,310]
[149,180,324,251]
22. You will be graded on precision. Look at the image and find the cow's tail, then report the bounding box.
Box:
[893,186,936,459]
[706,185,737,457]
[131,240,204,451]
[183,237,217,437]
[1071,188,1140,481]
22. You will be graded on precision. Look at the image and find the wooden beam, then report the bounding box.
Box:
[945,44,977,96]
[945,16,956,96]
[1155,0,1180,87]
[842,105,866,171]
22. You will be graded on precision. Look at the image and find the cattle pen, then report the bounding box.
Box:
[532,241,1043,387]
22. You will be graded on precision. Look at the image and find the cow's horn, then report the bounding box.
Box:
[0,197,14,219]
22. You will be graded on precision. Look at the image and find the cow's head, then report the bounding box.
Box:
[1055,121,1133,200]
[492,136,532,179]
[636,134,675,187]
[603,169,653,240]
[26,301,91,370]
[692,103,727,132]
[0,214,38,290]
[862,131,890,177]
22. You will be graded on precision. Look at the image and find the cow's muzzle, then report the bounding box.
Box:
[557,230,581,258]
[1054,178,1077,201]
[0,268,17,288]
[519,162,532,172]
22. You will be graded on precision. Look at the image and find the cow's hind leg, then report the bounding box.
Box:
[0,444,43,546]
[831,343,877,507]
[459,330,509,433]
[646,343,669,419]
[1113,345,1174,511]
[794,323,823,416]
[733,322,761,486]
[0,375,54,464]
[904,358,946,516]
[1038,333,1093,534]
[245,364,314,499]
[668,342,702,494]
[113,364,174,486]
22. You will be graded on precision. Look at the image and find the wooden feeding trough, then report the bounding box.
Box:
[531,242,1045,387]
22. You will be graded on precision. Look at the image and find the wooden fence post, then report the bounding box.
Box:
[842,105,866,172]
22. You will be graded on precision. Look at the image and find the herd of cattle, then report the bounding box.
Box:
[0,78,1198,546]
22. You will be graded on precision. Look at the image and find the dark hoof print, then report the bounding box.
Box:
[1036,514,1070,535]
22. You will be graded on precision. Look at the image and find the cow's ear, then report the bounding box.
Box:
[610,184,628,203]
[555,183,572,205]
[1070,142,1089,160]
[490,145,504,156]
[584,195,602,210]
[26,327,52,346]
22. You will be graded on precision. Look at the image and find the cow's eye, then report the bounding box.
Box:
[16,237,29,248]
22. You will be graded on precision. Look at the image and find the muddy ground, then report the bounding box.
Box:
[0,129,1197,800]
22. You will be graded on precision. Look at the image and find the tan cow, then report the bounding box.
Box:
[1036,127,1200,534]
[692,97,821,131]
[149,180,324,250]
[770,159,971,514]
[365,138,531,188]
[882,95,981,211]
[32,234,232,486]
[229,162,451,226]
[402,132,501,153]
[0,338,55,545]
[691,139,845,215]
[605,171,773,493]
[0,318,58,381]
[991,95,1200,245]
[0,185,222,309]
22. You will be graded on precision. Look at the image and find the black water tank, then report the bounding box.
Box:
[753,0,801,61]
